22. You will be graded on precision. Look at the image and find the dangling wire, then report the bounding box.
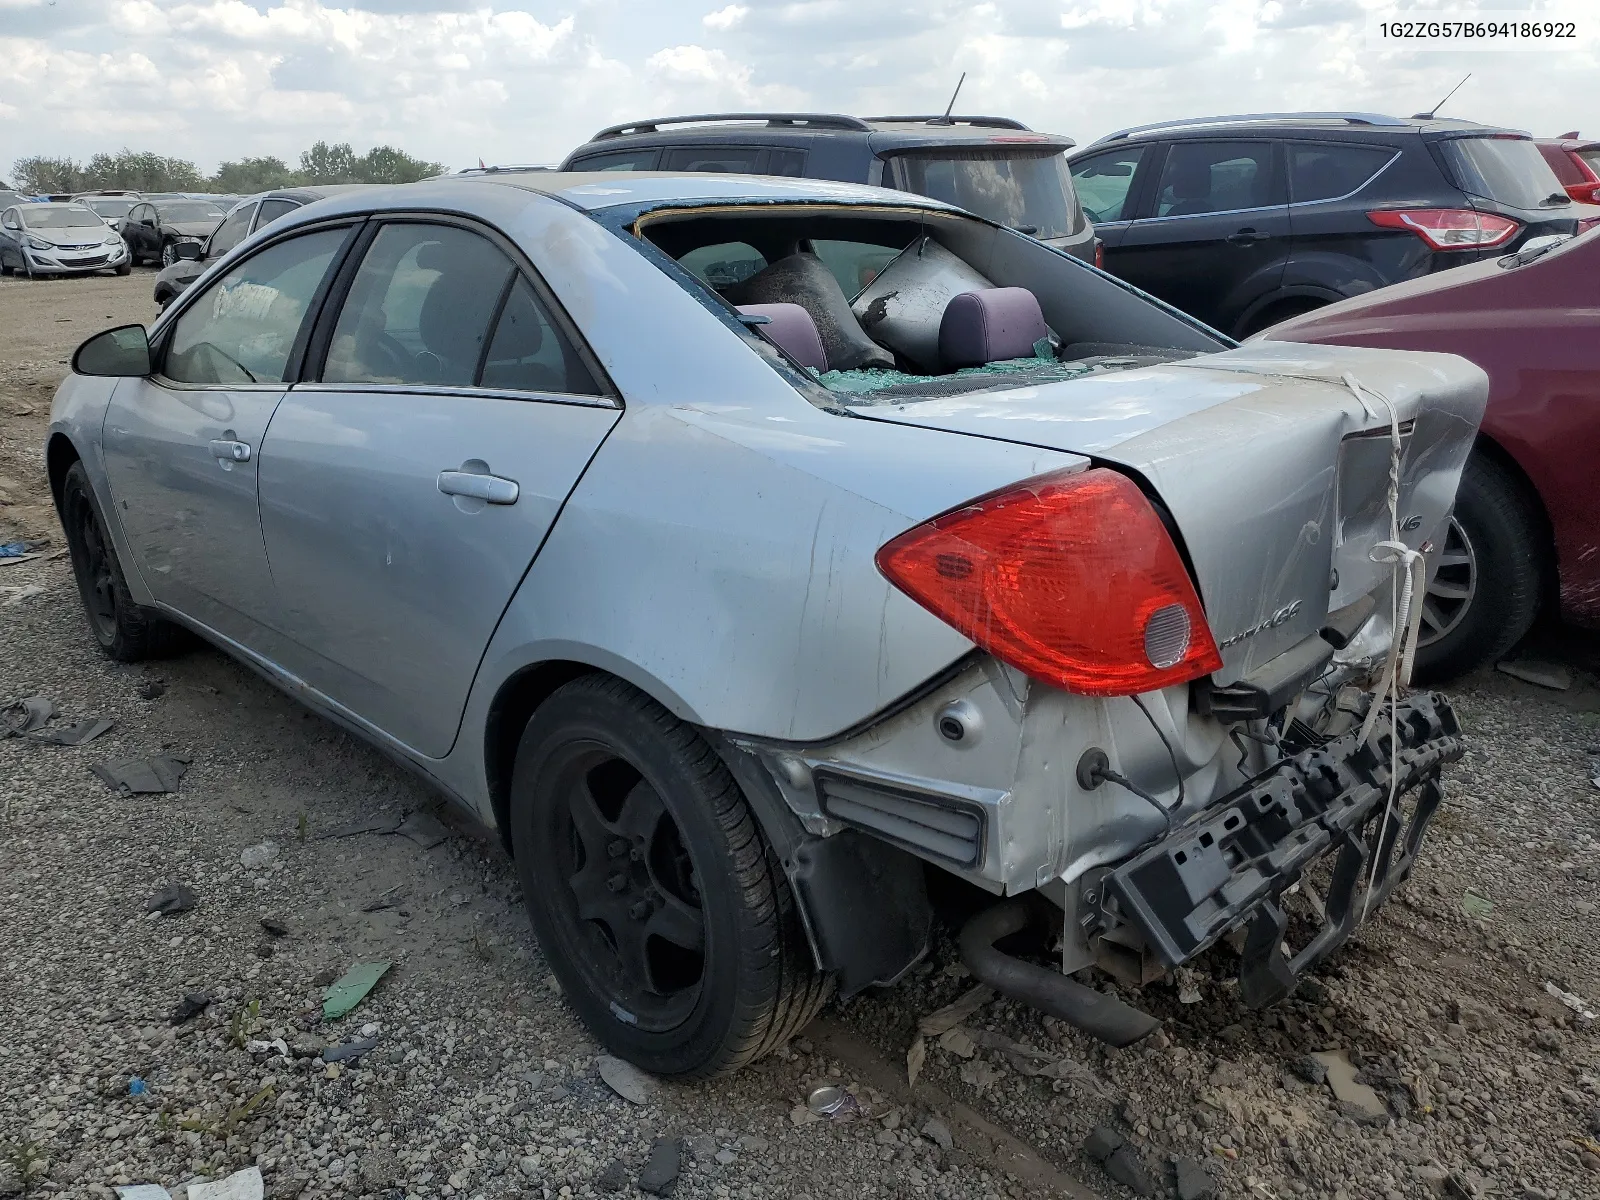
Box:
[1342,372,1426,922]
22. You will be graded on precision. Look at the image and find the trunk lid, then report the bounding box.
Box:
[846,343,1488,682]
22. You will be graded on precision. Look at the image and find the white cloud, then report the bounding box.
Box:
[702,4,746,30]
[2,0,1597,177]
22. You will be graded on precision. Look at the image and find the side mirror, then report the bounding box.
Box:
[73,324,152,378]
[172,241,202,261]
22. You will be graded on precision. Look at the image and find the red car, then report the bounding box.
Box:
[1537,133,1600,204]
[1259,228,1600,680]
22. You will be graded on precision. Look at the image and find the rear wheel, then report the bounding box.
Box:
[1237,296,1328,339]
[509,675,829,1077]
[1414,453,1542,682]
[60,461,189,661]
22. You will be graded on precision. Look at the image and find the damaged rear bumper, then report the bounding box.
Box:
[1089,691,1462,1009]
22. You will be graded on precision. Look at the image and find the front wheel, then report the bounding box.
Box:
[509,676,829,1078]
[115,261,132,277]
[60,461,189,661]
[160,241,179,267]
[1413,453,1543,682]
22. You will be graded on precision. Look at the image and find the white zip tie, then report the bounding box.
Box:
[1342,373,1425,923]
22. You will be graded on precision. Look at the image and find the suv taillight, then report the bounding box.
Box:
[875,468,1223,696]
[1367,208,1519,250]
[1094,238,1105,270]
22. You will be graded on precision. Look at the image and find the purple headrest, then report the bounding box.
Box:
[737,303,828,372]
[937,287,1050,368]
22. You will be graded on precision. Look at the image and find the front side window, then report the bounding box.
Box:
[890,150,1082,239]
[323,223,514,387]
[209,203,256,256]
[1069,147,1147,222]
[164,227,348,386]
[1153,141,1279,217]
[1289,143,1396,203]
[570,149,662,172]
[128,204,156,226]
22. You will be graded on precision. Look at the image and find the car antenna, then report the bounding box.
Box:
[930,72,965,126]
[1412,73,1470,120]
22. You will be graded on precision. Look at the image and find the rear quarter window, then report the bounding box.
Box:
[569,149,662,171]
[1288,143,1396,202]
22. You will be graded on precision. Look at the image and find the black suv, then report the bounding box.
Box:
[560,112,1096,262]
[1067,111,1594,337]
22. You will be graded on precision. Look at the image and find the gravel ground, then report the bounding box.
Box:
[4,272,1599,1200]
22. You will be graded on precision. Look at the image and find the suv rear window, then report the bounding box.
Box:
[888,150,1082,239]
[1439,137,1569,210]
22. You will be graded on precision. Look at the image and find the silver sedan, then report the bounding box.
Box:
[49,173,1484,1076]
[1,202,132,277]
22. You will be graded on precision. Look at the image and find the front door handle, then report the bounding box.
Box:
[437,470,519,505]
[1226,228,1271,244]
[209,439,251,463]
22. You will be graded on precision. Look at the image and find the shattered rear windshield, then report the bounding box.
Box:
[888,150,1083,239]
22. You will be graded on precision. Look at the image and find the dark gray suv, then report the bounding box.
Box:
[560,112,1096,262]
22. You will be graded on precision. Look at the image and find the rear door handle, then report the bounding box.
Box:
[437,470,519,505]
[1226,228,1271,244]
[209,439,251,463]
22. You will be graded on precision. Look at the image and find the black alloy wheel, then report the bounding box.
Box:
[509,676,829,1077]
[59,461,188,661]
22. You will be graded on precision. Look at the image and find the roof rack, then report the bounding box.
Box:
[1090,112,1412,145]
[862,115,1033,130]
[590,113,873,140]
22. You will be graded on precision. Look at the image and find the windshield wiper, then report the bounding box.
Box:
[1540,192,1572,206]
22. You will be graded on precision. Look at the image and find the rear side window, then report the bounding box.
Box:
[256,198,299,229]
[1069,147,1146,222]
[479,277,601,396]
[324,224,514,387]
[1288,143,1395,202]
[570,149,662,171]
[1154,141,1280,217]
[1438,136,1569,210]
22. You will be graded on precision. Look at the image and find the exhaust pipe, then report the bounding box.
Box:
[958,898,1160,1048]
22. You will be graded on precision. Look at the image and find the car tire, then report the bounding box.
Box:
[60,461,190,662]
[160,241,177,268]
[509,675,830,1078]
[115,261,132,277]
[0,254,12,276]
[1413,453,1543,683]
[1237,297,1328,339]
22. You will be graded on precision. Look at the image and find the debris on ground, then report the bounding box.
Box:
[906,1033,927,1085]
[0,540,45,560]
[1,695,53,736]
[169,992,211,1025]
[239,842,279,869]
[396,808,451,849]
[321,961,391,1020]
[135,680,166,700]
[920,1115,953,1150]
[259,915,289,936]
[637,1137,681,1196]
[361,884,407,912]
[128,1076,146,1095]
[91,754,190,794]
[1496,660,1573,690]
[320,1036,379,1064]
[1461,889,1494,919]
[916,983,994,1036]
[597,1053,659,1104]
[144,883,198,916]
[32,715,114,746]
[188,1167,264,1200]
[1310,1049,1389,1123]
[597,1158,630,1192]
[1544,980,1597,1023]
[320,812,404,839]
[113,1186,171,1200]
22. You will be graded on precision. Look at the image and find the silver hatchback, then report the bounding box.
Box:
[50,174,1483,1077]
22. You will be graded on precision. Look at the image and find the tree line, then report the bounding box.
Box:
[7,143,447,196]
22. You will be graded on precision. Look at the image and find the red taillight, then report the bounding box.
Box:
[1094,239,1105,270]
[1366,208,1519,250]
[875,468,1223,696]
[1569,182,1600,204]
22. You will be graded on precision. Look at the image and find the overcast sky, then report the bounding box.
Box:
[4,0,1596,176]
